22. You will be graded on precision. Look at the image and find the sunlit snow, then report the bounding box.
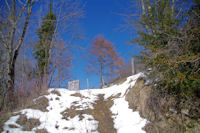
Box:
[3,73,147,133]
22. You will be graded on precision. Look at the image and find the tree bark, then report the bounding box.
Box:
[100,60,105,88]
[4,0,33,110]
[4,0,16,110]
[100,63,103,88]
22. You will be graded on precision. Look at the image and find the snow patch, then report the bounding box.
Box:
[3,73,147,133]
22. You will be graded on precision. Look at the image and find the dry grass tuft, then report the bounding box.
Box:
[69,127,75,130]
[61,104,85,120]
[0,112,13,132]
[14,86,49,111]
[0,87,49,132]
[88,118,93,121]
[71,101,79,105]
[51,90,61,96]
[108,93,121,100]
[63,127,68,129]
[29,97,49,112]
[70,93,89,99]
[36,128,48,133]
[55,97,60,100]
[16,114,40,131]
[8,124,19,128]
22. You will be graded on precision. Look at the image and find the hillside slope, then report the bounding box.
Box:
[2,73,147,133]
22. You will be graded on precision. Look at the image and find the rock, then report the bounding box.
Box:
[125,78,200,133]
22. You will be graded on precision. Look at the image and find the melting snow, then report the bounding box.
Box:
[3,73,147,133]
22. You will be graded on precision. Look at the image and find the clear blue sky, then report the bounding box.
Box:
[31,0,192,89]
[0,0,141,89]
[68,0,142,89]
[28,0,192,89]
[0,0,192,89]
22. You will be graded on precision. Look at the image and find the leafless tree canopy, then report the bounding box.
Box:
[0,0,84,111]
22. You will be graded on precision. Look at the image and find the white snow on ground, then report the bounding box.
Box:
[3,73,147,133]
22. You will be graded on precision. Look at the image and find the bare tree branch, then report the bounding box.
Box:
[5,0,11,12]
[15,0,29,26]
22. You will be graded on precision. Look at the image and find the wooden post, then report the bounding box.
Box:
[132,57,135,75]
[87,78,89,89]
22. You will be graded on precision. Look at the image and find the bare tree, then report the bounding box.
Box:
[88,35,124,88]
[0,0,83,111]
[0,0,35,110]
[49,39,72,88]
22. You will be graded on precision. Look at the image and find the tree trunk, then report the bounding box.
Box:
[3,0,33,110]
[6,58,15,110]
[100,68,103,88]
[4,0,16,110]
[44,39,49,90]
[58,67,61,88]
[100,61,105,88]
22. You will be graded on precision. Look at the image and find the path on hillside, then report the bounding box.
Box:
[3,73,147,133]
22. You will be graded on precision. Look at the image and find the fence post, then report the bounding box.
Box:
[132,57,135,75]
[87,78,89,89]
